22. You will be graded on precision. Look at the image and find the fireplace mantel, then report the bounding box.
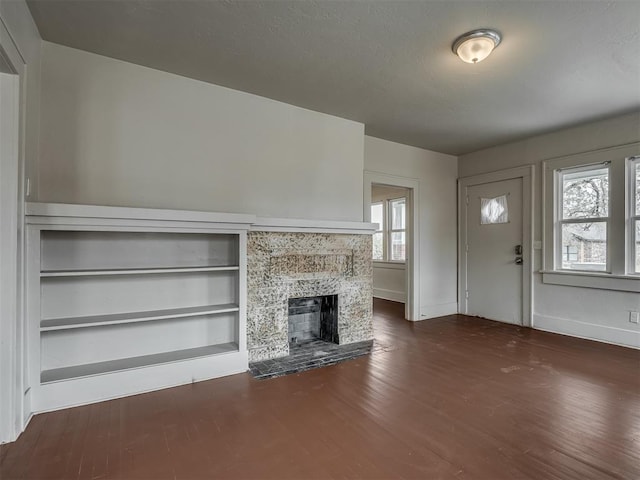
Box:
[251,216,377,235]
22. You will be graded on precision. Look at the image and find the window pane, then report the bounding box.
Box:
[561,222,607,271]
[371,203,383,231]
[390,232,405,261]
[481,195,509,224]
[372,232,383,260]
[562,167,608,219]
[390,198,405,230]
[636,220,640,273]
[635,162,639,216]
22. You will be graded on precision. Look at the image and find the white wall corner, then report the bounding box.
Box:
[533,313,640,350]
[418,302,459,321]
[373,288,405,303]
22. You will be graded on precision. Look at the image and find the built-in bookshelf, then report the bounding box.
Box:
[26,203,253,412]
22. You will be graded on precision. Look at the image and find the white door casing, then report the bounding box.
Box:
[0,70,20,443]
[458,166,534,327]
[0,15,29,443]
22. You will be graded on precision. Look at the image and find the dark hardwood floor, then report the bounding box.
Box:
[2,298,639,479]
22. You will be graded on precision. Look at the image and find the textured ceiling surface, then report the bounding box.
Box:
[26,0,640,154]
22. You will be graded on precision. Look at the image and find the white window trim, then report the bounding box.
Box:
[542,142,640,293]
[371,201,385,262]
[629,156,640,275]
[555,162,611,273]
[372,260,406,270]
[387,197,406,263]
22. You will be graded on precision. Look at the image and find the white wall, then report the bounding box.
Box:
[459,112,640,348]
[365,136,458,319]
[371,184,408,203]
[0,0,41,443]
[372,264,406,303]
[371,184,407,303]
[38,42,365,221]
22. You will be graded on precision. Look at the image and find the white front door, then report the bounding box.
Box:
[463,177,523,325]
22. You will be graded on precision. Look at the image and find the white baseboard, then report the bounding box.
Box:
[419,302,458,320]
[31,351,248,413]
[533,314,640,349]
[373,288,405,303]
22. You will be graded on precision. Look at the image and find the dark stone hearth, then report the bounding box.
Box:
[249,339,378,380]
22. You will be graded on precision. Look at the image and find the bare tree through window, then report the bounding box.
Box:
[560,166,609,271]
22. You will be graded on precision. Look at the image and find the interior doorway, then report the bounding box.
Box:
[370,183,410,304]
[364,172,419,321]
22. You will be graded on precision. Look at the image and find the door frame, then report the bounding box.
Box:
[0,16,27,443]
[364,171,420,321]
[458,165,534,327]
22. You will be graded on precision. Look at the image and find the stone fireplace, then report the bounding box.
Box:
[247,230,373,362]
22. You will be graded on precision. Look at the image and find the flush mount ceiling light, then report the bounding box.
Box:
[452,29,502,64]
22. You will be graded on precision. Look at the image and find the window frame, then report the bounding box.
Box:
[555,162,611,273]
[371,196,406,264]
[370,201,385,262]
[629,156,640,275]
[542,143,640,293]
[388,197,406,263]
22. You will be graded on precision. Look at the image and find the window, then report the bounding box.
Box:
[632,158,640,273]
[557,165,609,272]
[389,198,406,261]
[543,144,640,292]
[371,202,384,261]
[370,197,406,262]
[480,195,509,224]
[563,245,578,262]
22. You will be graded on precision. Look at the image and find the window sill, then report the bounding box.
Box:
[540,270,640,293]
[373,261,406,270]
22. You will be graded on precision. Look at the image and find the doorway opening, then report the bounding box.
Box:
[364,172,419,321]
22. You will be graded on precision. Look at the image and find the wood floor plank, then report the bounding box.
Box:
[1,298,638,479]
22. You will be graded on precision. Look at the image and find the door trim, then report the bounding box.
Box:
[0,14,28,444]
[364,171,419,321]
[458,165,534,327]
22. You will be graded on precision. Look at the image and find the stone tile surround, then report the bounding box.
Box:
[247,231,373,362]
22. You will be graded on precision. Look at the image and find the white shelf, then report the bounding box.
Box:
[41,343,239,383]
[26,204,248,412]
[41,304,239,331]
[40,265,239,277]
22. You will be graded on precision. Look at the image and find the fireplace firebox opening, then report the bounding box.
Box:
[287,295,338,345]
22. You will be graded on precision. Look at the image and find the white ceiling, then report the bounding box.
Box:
[26,0,640,155]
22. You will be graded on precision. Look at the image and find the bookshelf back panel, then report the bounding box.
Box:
[41,231,239,271]
[41,271,238,319]
[41,312,238,370]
